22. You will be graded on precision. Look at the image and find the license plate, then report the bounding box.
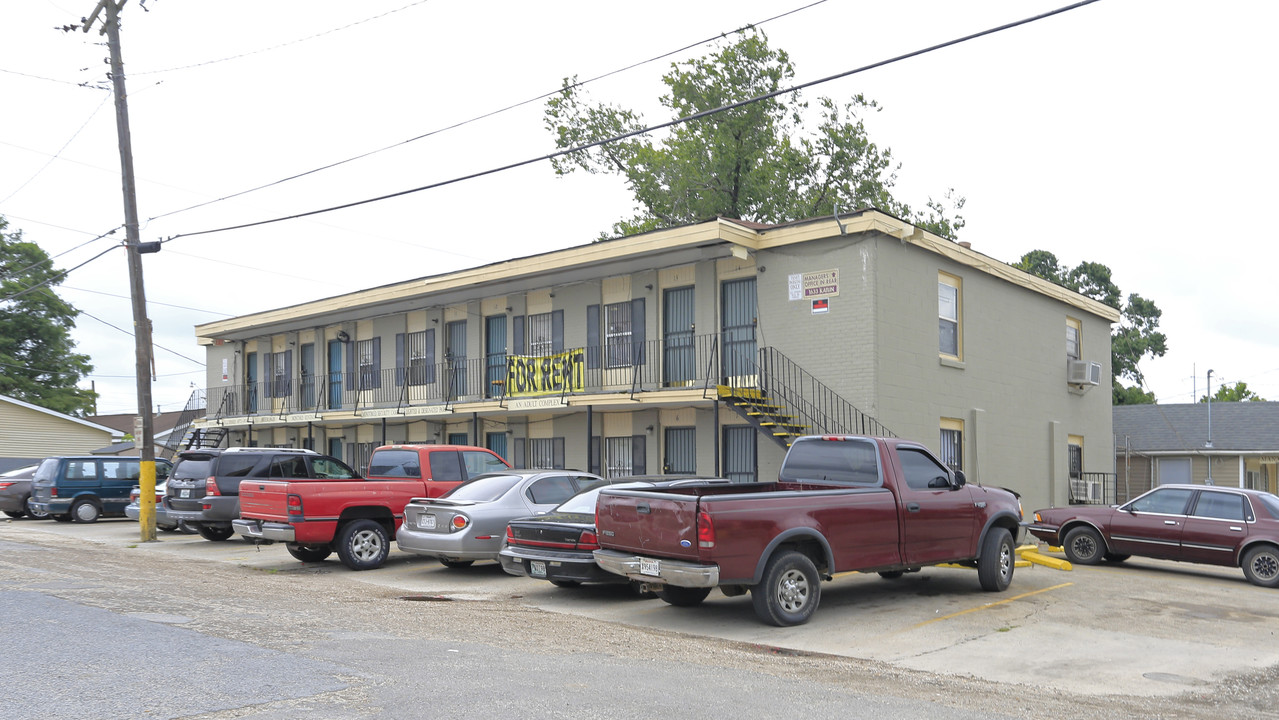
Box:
[180,489,190,498]
[418,514,436,530]
[639,557,660,577]
[529,560,547,578]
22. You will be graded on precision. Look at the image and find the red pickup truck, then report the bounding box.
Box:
[593,435,1024,626]
[233,444,510,570]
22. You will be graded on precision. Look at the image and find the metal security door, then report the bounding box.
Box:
[245,351,258,414]
[663,427,696,474]
[327,340,343,409]
[485,315,507,399]
[446,320,467,401]
[299,343,315,410]
[662,286,695,386]
[721,278,757,381]
[722,426,757,483]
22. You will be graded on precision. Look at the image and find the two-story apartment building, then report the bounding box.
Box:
[191,209,1119,510]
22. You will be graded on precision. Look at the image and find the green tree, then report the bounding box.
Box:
[545,29,965,239]
[0,216,97,416]
[1013,250,1167,405]
[1200,381,1265,403]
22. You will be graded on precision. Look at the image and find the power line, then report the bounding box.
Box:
[60,284,234,316]
[75,305,205,366]
[0,243,122,301]
[0,91,113,205]
[0,223,121,282]
[0,359,201,379]
[146,1,828,224]
[131,0,434,76]
[167,0,1102,242]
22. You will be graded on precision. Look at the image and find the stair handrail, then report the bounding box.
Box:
[755,347,893,438]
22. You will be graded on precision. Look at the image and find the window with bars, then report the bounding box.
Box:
[604,436,633,478]
[527,438,564,469]
[527,313,554,357]
[939,420,963,473]
[604,302,633,369]
[345,441,377,477]
[407,330,430,386]
[357,339,378,390]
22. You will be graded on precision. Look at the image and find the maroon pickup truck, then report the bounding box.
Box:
[593,435,1024,626]
[233,444,509,570]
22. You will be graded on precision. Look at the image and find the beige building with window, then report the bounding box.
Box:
[190,209,1118,511]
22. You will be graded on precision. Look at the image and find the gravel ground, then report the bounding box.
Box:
[2,526,1276,719]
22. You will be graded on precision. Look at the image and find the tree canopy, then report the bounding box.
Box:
[1013,250,1166,405]
[544,29,965,239]
[1200,381,1265,403]
[0,216,97,416]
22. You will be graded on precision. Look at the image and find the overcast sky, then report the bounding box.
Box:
[3,0,1276,416]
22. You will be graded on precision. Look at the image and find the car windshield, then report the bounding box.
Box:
[441,474,523,502]
[555,481,649,514]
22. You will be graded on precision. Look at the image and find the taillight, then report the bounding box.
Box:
[129,489,140,501]
[697,510,715,548]
[50,487,58,497]
[451,514,469,530]
[505,526,515,541]
[576,529,600,551]
[0,482,12,490]
[287,494,303,519]
[205,477,220,496]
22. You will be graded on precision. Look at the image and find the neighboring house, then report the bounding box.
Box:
[0,393,123,470]
[191,209,1119,511]
[88,410,188,456]
[1114,402,1279,503]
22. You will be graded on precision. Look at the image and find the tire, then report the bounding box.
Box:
[3,510,25,519]
[335,519,389,571]
[878,570,904,579]
[287,544,333,563]
[658,585,713,608]
[439,559,474,569]
[195,524,234,542]
[1103,553,1131,563]
[1062,526,1105,565]
[751,550,821,626]
[978,528,1015,592]
[26,498,49,520]
[71,499,101,523]
[52,514,72,523]
[1241,545,1279,588]
[549,579,581,588]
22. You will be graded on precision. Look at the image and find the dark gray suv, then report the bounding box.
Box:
[166,448,320,541]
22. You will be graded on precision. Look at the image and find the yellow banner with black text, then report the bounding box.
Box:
[504,350,585,397]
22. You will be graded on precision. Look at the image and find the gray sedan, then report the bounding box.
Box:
[397,470,605,568]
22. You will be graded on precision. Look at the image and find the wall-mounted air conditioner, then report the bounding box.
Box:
[1086,480,1103,501]
[1067,359,1102,386]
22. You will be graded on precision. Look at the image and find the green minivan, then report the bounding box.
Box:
[28,456,172,523]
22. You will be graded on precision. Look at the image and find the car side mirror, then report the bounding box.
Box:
[953,470,966,488]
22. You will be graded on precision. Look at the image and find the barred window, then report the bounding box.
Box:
[604,302,633,368]
[605,436,633,478]
[406,331,429,386]
[358,339,376,389]
[527,313,554,357]
[940,419,963,473]
[527,438,564,469]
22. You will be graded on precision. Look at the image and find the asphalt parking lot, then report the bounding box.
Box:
[6,516,1278,700]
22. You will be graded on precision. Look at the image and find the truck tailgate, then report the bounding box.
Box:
[237,480,292,522]
[596,489,702,561]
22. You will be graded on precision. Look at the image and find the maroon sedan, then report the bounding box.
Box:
[1028,484,1279,588]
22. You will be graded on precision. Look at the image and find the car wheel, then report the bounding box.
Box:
[978,528,1015,592]
[1103,553,1131,563]
[658,584,713,608]
[287,544,333,563]
[3,510,25,519]
[1241,545,1279,588]
[549,579,581,589]
[336,519,389,571]
[751,550,821,626]
[25,498,49,520]
[878,570,904,579]
[1062,526,1105,565]
[194,524,234,541]
[439,559,474,569]
[71,499,101,523]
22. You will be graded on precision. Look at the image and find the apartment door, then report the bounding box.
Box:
[327,340,343,409]
[721,278,757,382]
[245,351,258,414]
[662,286,695,387]
[722,426,757,483]
[299,343,315,410]
[485,315,507,399]
[663,427,696,474]
[446,320,467,401]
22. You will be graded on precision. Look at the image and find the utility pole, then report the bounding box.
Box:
[84,0,159,541]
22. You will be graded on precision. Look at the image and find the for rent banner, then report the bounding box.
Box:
[505,350,585,397]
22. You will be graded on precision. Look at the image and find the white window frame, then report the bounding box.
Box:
[938,272,961,359]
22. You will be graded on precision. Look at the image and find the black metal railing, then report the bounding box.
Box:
[1069,472,1116,505]
[160,389,208,459]
[753,347,893,438]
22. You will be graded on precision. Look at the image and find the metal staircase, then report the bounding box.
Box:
[717,347,894,449]
[160,389,221,459]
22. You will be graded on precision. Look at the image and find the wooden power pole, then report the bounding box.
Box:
[84,0,159,541]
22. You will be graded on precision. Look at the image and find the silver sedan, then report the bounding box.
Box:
[397,470,604,568]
